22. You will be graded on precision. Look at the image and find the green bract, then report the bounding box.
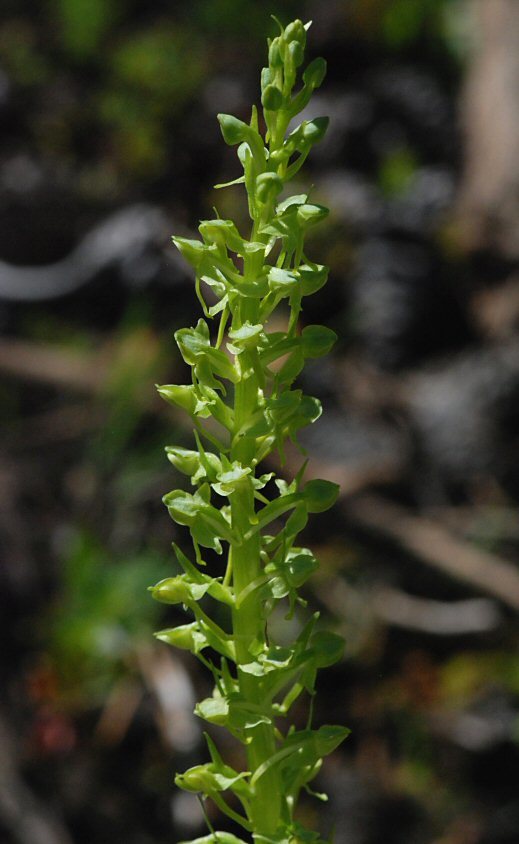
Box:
[153,18,347,844]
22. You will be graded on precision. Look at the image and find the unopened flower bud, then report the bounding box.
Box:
[172,236,207,269]
[165,446,200,476]
[284,19,306,47]
[287,39,304,68]
[217,113,249,146]
[303,478,340,513]
[261,84,283,111]
[268,37,283,68]
[261,66,272,91]
[154,622,200,650]
[150,576,192,604]
[302,116,329,144]
[156,384,196,414]
[178,766,216,793]
[256,171,283,204]
[303,57,327,89]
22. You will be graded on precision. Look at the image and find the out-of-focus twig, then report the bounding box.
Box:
[316,577,501,639]
[10,404,105,447]
[0,707,74,844]
[0,338,104,392]
[344,494,519,611]
[0,204,169,302]
[371,587,501,634]
[136,645,199,753]
[94,678,143,747]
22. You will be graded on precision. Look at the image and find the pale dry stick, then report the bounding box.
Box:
[281,447,519,613]
[345,493,519,612]
[0,204,168,302]
[0,337,104,392]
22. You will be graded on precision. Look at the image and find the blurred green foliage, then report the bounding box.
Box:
[378,147,419,197]
[53,0,123,58]
[49,530,168,700]
[98,26,207,175]
[0,19,50,85]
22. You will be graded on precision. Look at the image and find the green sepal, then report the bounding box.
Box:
[242,393,322,457]
[217,113,265,164]
[261,66,272,91]
[285,19,306,45]
[302,479,340,513]
[195,695,229,726]
[250,724,349,790]
[165,445,222,483]
[287,39,304,70]
[268,267,299,293]
[169,544,234,605]
[301,324,337,357]
[157,383,200,415]
[296,203,329,227]
[157,383,233,429]
[217,113,254,146]
[172,236,208,270]
[196,694,272,732]
[228,321,264,349]
[256,172,284,204]
[155,619,236,661]
[309,630,344,668]
[199,218,245,253]
[165,445,200,476]
[276,193,307,213]
[261,84,283,111]
[163,486,236,547]
[238,279,271,301]
[286,118,329,155]
[258,333,299,367]
[267,390,303,425]
[268,37,283,68]
[265,547,319,602]
[299,263,329,296]
[176,750,252,829]
[212,461,252,497]
[154,622,206,652]
[303,57,327,89]
[287,393,322,434]
[287,58,327,120]
[175,319,238,384]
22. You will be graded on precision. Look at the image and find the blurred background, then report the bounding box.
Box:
[2,0,519,842]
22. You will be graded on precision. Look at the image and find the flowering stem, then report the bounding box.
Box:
[152,17,349,844]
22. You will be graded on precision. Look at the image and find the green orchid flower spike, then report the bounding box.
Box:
[153,18,349,844]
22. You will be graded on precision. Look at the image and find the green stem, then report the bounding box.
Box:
[230,316,282,837]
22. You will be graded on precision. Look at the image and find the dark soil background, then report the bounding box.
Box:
[2,2,519,843]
